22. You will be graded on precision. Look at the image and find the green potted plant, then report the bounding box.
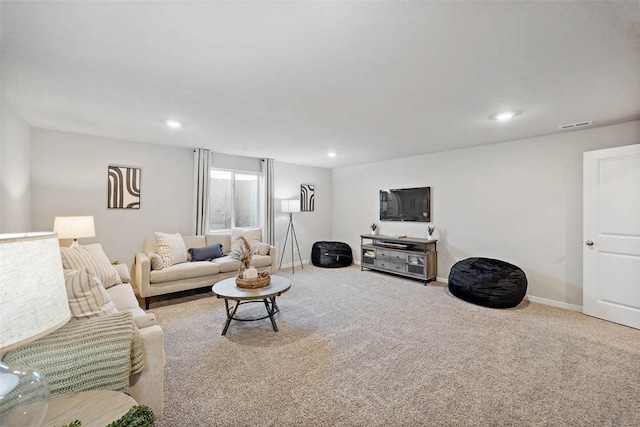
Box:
[428,225,436,239]
[370,223,378,235]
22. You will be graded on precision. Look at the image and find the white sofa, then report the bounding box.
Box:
[132,232,276,309]
[108,264,165,417]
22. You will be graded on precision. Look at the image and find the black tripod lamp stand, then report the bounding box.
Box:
[279,199,304,273]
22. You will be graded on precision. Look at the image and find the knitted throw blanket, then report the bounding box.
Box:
[3,312,143,402]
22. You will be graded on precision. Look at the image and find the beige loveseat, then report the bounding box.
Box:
[132,231,276,309]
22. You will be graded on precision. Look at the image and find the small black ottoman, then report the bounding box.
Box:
[311,241,353,268]
[448,257,527,308]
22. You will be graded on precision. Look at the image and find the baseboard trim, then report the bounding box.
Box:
[354,267,582,312]
[526,295,582,312]
[277,259,310,270]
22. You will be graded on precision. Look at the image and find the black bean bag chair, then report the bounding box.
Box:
[311,241,353,268]
[448,257,527,308]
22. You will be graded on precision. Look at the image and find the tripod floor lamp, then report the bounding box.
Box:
[279,199,304,273]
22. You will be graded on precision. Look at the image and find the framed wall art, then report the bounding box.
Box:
[108,165,141,209]
[300,183,315,212]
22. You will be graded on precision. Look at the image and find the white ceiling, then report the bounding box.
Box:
[2,1,639,169]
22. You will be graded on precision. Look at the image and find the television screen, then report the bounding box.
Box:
[380,187,431,222]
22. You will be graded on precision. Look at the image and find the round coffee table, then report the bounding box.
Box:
[212,275,291,335]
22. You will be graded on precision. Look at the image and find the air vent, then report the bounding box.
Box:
[559,120,592,130]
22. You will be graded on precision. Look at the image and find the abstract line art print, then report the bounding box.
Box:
[300,184,315,212]
[108,165,141,209]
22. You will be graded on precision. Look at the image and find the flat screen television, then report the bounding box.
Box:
[380,187,431,222]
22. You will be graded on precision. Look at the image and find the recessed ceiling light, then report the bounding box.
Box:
[328,152,336,158]
[165,120,182,129]
[495,111,515,121]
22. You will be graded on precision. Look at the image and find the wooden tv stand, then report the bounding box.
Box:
[360,234,437,284]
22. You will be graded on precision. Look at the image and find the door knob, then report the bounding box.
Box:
[585,240,594,246]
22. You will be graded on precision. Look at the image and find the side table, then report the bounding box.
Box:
[41,390,137,427]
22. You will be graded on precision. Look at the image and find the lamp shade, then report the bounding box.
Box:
[281,199,301,213]
[0,232,71,352]
[53,216,95,239]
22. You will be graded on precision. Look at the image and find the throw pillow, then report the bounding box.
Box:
[228,241,242,260]
[149,252,164,270]
[63,269,118,319]
[154,232,188,268]
[60,244,122,289]
[231,227,262,244]
[251,242,271,256]
[188,243,223,262]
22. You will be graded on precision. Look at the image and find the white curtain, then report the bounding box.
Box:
[261,158,275,245]
[193,148,210,235]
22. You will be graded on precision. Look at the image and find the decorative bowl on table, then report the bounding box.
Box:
[236,271,271,289]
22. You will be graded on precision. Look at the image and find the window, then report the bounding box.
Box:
[208,169,260,232]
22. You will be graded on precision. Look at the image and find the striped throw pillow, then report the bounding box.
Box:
[60,244,122,288]
[64,269,118,318]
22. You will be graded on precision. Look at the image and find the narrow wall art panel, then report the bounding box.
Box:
[108,165,141,209]
[300,184,315,212]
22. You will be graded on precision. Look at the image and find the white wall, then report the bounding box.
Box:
[275,161,333,268]
[333,121,640,308]
[1,99,32,232]
[29,129,333,269]
[31,129,194,264]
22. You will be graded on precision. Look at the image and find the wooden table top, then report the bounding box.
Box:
[212,275,291,300]
[41,390,137,427]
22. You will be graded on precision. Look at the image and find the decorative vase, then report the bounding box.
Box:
[372,229,378,235]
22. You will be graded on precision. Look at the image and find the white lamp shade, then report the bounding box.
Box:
[0,232,71,352]
[281,199,301,213]
[53,216,95,239]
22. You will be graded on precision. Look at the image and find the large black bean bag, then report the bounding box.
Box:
[448,257,527,308]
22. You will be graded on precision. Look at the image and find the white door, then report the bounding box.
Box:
[583,144,640,329]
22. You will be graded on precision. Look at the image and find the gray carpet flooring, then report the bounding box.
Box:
[150,265,640,426]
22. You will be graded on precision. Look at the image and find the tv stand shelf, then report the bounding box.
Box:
[360,234,437,284]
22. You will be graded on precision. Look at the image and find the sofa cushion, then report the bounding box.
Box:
[183,235,206,261]
[211,255,242,273]
[251,242,271,256]
[107,282,141,311]
[205,233,232,254]
[149,261,220,284]
[155,232,188,267]
[60,243,122,289]
[183,235,206,251]
[251,254,272,269]
[231,227,262,244]
[64,269,118,318]
[189,243,223,261]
